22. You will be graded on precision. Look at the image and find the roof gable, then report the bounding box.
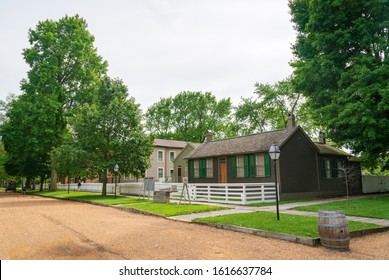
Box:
[186,127,301,159]
[154,139,189,149]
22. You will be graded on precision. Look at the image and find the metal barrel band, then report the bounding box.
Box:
[318,223,348,228]
[319,236,350,242]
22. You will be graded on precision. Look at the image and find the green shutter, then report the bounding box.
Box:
[231,156,237,178]
[264,154,271,177]
[200,159,207,178]
[244,155,249,177]
[189,160,194,178]
[321,159,327,178]
[249,154,256,177]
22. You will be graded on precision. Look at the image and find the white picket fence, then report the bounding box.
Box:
[182,183,277,205]
[58,182,277,205]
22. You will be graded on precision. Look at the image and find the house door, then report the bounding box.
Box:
[219,158,227,183]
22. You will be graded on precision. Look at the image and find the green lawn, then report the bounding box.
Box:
[194,211,380,238]
[28,190,149,205]
[28,190,228,216]
[292,195,389,219]
[121,202,229,217]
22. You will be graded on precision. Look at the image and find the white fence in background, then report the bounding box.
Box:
[58,182,277,205]
[362,176,389,193]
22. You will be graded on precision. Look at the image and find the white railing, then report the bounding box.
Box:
[183,183,277,205]
[57,182,277,205]
[57,183,117,194]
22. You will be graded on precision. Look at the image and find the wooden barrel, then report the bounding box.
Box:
[318,210,350,251]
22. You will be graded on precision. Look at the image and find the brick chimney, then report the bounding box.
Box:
[318,131,326,144]
[205,131,213,142]
[287,112,296,129]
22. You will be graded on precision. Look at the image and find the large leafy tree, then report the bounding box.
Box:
[70,77,154,196]
[289,0,389,167]
[146,91,232,142]
[1,94,52,189]
[233,78,317,136]
[1,15,107,189]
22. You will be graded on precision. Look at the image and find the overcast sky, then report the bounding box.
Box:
[0,0,296,111]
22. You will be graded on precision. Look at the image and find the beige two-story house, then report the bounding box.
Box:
[145,139,189,182]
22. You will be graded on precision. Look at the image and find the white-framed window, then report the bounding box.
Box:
[194,160,199,178]
[236,155,245,178]
[157,167,164,179]
[206,158,213,178]
[169,151,175,162]
[169,169,174,178]
[256,154,265,177]
[157,150,164,162]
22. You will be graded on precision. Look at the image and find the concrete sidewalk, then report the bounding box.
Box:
[169,196,389,227]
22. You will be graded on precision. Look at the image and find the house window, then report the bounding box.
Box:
[169,151,175,162]
[188,159,213,178]
[232,154,271,178]
[157,168,164,179]
[169,169,174,178]
[322,159,340,179]
[157,150,164,162]
[206,158,213,178]
[194,160,199,178]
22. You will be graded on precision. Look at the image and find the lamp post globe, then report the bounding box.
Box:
[114,164,119,199]
[268,143,281,220]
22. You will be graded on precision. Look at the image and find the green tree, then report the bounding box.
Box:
[233,78,317,136]
[146,91,232,142]
[51,136,88,192]
[19,15,107,190]
[1,94,52,190]
[289,0,389,167]
[70,77,154,196]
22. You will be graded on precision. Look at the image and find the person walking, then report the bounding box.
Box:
[77,180,82,191]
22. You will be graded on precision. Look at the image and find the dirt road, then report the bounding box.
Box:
[1,191,388,260]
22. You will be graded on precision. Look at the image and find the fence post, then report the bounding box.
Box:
[262,184,265,202]
[225,184,228,203]
[242,184,247,205]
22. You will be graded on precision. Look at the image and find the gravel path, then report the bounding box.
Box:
[1,191,388,260]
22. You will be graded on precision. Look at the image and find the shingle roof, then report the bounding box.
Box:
[186,127,297,159]
[314,143,352,157]
[154,139,189,148]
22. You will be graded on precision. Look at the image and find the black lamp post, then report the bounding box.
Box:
[114,163,119,199]
[268,143,281,220]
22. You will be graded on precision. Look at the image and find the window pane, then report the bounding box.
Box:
[157,151,163,161]
[158,168,164,178]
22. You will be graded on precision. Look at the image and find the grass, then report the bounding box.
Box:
[292,195,389,220]
[246,197,321,207]
[121,202,229,217]
[194,211,380,238]
[29,190,147,205]
[27,190,228,216]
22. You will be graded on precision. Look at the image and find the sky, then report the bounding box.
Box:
[0,0,297,111]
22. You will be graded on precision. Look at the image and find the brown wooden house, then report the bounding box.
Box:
[186,116,362,200]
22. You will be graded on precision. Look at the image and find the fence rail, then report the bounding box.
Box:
[58,182,277,205]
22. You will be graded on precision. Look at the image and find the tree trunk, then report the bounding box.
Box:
[26,176,31,189]
[51,160,58,191]
[102,168,108,196]
[39,176,44,191]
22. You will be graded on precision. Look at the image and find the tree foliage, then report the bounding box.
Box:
[289,0,389,167]
[233,78,317,136]
[0,15,107,188]
[146,91,232,142]
[70,77,154,195]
